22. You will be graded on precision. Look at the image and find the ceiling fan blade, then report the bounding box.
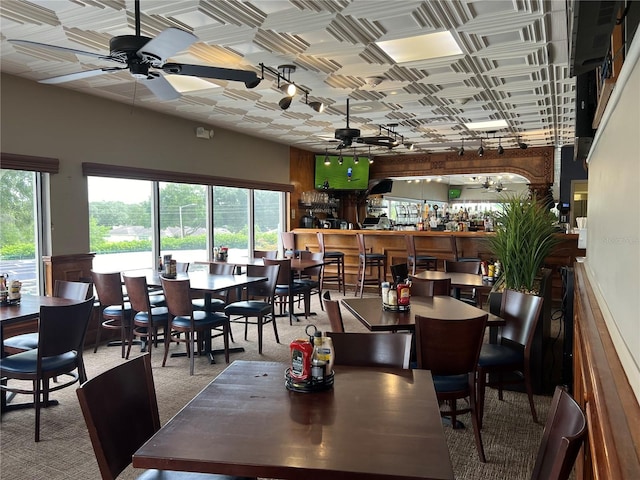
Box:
[162,63,261,88]
[143,74,180,101]
[137,28,197,66]
[8,39,119,62]
[39,68,124,84]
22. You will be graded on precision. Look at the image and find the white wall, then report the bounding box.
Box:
[0,74,290,255]
[585,35,640,401]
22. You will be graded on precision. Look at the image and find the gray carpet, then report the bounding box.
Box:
[0,292,551,479]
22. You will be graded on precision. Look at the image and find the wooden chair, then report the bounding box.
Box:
[253,249,277,259]
[122,274,169,358]
[408,277,452,297]
[405,235,437,274]
[281,231,301,258]
[264,258,311,324]
[161,277,231,375]
[414,313,488,462]
[192,262,234,311]
[530,386,587,480]
[444,259,482,305]
[294,250,324,311]
[92,271,132,358]
[322,291,345,333]
[317,232,346,295]
[0,297,94,441]
[224,264,280,354]
[327,331,412,369]
[390,263,409,282]
[3,279,92,354]
[76,353,255,480]
[355,233,386,297]
[477,289,544,428]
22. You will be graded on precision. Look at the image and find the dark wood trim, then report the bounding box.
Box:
[82,162,294,193]
[573,262,640,479]
[369,146,554,186]
[1,152,59,173]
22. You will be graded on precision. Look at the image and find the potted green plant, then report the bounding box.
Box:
[488,192,560,295]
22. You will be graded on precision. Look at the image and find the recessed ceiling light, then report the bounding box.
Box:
[464,120,508,130]
[376,31,462,63]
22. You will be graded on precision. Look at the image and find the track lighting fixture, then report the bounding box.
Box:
[353,148,359,164]
[338,152,343,165]
[258,63,324,115]
[458,139,465,156]
[323,149,330,165]
[477,138,484,156]
[517,135,528,149]
[278,97,292,110]
[497,137,504,155]
[404,142,414,151]
[367,146,374,164]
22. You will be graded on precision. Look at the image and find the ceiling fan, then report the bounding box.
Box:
[7,0,260,101]
[468,177,494,190]
[334,99,402,149]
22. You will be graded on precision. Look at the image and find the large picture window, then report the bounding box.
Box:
[0,169,43,295]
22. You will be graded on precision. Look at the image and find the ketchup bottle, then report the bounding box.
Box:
[290,339,313,382]
[396,276,411,306]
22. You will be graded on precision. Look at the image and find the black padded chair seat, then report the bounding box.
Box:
[360,253,386,260]
[133,306,169,325]
[432,374,470,393]
[170,311,228,330]
[0,349,77,375]
[103,303,132,316]
[478,343,523,367]
[224,300,272,316]
[3,332,38,351]
[324,251,344,258]
[409,254,437,261]
[191,298,226,312]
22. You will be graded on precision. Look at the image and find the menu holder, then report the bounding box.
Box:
[285,368,334,393]
[383,303,410,312]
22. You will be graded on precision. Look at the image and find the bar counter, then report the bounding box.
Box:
[293,229,585,302]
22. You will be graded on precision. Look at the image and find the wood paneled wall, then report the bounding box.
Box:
[573,262,640,479]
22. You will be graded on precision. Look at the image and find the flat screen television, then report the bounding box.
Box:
[314,155,370,190]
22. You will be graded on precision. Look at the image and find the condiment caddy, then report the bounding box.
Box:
[381,277,411,312]
[286,324,334,393]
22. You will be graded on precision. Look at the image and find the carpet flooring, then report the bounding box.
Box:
[0,291,553,479]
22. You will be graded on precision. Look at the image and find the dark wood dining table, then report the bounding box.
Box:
[197,256,324,273]
[1,295,78,413]
[133,360,454,480]
[341,295,503,332]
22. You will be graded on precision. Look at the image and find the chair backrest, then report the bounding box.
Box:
[38,297,95,358]
[246,264,280,300]
[327,332,412,369]
[409,277,452,297]
[91,271,124,307]
[390,263,409,282]
[281,231,296,256]
[264,258,293,287]
[160,277,193,317]
[444,260,481,274]
[316,232,327,254]
[76,353,160,480]
[53,280,92,301]
[322,291,345,333]
[299,250,323,278]
[500,289,544,350]
[175,261,189,273]
[530,386,587,480]
[122,275,152,314]
[253,249,277,259]
[414,313,487,376]
[356,233,367,255]
[404,234,417,257]
[208,262,235,275]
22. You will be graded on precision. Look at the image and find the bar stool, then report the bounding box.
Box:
[355,233,386,298]
[281,231,301,258]
[317,232,346,295]
[405,235,437,274]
